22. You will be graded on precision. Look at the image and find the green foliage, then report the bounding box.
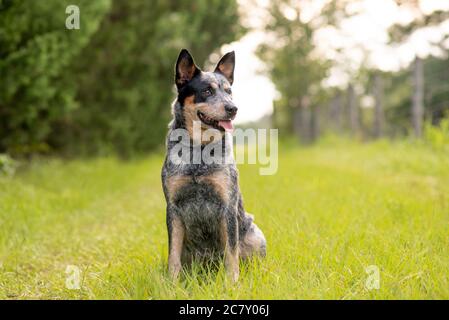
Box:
[1,142,448,298]
[257,1,449,141]
[381,70,411,136]
[55,0,242,157]
[382,56,449,137]
[256,1,329,133]
[424,57,449,123]
[0,153,17,176]
[0,0,242,157]
[424,117,449,151]
[0,0,111,155]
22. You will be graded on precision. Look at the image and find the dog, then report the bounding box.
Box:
[161,49,266,282]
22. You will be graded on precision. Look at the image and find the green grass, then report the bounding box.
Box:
[1,140,448,299]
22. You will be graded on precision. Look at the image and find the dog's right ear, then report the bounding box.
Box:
[175,49,201,90]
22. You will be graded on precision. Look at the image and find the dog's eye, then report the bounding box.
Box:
[203,88,213,97]
[225,88,232,95]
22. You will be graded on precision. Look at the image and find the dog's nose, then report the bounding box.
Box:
[225,105,238,116]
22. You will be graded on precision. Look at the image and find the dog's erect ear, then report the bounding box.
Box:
[175,49,201,90]
[214,51,235,85]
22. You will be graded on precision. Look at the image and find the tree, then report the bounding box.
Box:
[373,73,385,138]
[0,0,111,154]
[256,0,329,142]
[412,57,424,137]
[388,1,449,137]
[347,84,360,135]
[52,0,243,156]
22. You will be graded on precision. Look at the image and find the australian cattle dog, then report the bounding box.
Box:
[161,49,266,282]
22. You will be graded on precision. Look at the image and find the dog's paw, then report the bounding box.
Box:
[227,269,239,283]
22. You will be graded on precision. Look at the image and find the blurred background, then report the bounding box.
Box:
[1,0,449,161]
[1,1,449,299]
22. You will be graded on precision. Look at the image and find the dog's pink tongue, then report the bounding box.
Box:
[218,120,234,132]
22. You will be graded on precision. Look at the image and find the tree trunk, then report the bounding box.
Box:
[373,73,385,138]
[412,57,424,138]
[293,97,312,143]
[330,92,342,133]
[301,103,312,143]
[347,84,359,135]
[293,106,301,139]
[311,104,320,141]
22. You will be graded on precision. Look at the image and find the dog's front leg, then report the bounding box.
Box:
[220,214,239,283]
[167,212,185,280]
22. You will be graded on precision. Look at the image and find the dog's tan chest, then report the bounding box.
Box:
[166,175,192,202]
[196,171,231,203]
[166,170,231,203]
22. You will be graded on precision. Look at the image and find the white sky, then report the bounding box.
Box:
[221,0,449,123]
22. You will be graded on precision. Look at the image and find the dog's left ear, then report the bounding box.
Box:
[214,51,235,85]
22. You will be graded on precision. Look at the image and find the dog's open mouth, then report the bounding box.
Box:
[197,111,234,132]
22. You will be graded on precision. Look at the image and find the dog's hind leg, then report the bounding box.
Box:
[220,215,240,283]
[239,213,266,260]
[167,212,185,280]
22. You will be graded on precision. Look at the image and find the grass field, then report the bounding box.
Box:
[0,140,448,299]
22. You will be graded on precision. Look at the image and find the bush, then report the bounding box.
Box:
[1,0,242,157]
[0,0,111,156]
[424,117,449,151]
[52,0,243,157]
[0,154,17,176]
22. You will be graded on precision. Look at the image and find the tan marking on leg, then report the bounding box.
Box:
[168,215,185,280]
[166,175,191,202]
[197,170,231,203]
[220,218,239,283]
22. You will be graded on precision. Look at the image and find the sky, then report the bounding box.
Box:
[223,0,449,124]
